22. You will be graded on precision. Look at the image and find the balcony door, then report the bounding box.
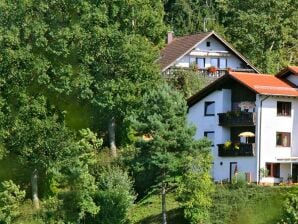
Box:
[230,162,238,183]
[196,58,205,69]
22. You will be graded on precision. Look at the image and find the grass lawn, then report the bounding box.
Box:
[130,185,298,224]
[128,192,187,224]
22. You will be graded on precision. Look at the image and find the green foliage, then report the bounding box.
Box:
[177,139,214,224]
[231,172,247,189]
[90,166,135,224]
[0,0,166,147]
[210,185,287,224]
[278,193,298,224]
[163,0,223,35]
[128,83,202,193]
[127,83,213,222]
[216,0,298,73]
[0,180,26,224]
[128,192,186,224]
[45,128,103,221]
[166,70,211,98]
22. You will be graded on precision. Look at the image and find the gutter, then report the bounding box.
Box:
[257,95,270,184]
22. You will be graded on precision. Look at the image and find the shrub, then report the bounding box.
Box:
[0,180,25,224]
[278,193,298,224]
[90,166,135,224]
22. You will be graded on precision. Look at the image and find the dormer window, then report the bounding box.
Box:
[206,41,211,47]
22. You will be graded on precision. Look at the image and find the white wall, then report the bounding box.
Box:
[188,89,258,182]
[174,36,246,69]
[213,157,257,182]
[257,96,298,182]
[259,97,297,165]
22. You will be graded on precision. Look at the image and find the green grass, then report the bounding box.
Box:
[130,185,298,224]
[128,192,187,224]
[211,185,297,224]
[231,188,284,224]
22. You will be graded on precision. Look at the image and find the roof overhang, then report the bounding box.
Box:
[161,32,213,72]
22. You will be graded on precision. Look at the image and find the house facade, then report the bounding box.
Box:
[159,31,259,77]
[187,66,298,184]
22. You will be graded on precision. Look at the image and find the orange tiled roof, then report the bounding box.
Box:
[229,72,298,97]
[289,66,298,74]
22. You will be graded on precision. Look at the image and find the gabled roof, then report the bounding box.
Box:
[276,66,298,78]
[188,72,298,107]
[159,31,259,73]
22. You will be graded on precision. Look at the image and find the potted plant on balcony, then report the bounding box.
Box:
[208,66,217,74]
[224,140,232,150]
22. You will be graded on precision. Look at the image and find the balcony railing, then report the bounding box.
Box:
[165,67,256,79]
[167,67,227,78]
[218,111,256,127]
[218,143,255,157]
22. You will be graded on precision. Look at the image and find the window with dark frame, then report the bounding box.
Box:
[277,101,291,116]
[196,58,205,68]
[266,163,280,178]
[219,58,227,69]
[204,101,215,116]
[204,131,215,146]
[206,41,211,47]
[210,58,219,67]
[276,132,291,147]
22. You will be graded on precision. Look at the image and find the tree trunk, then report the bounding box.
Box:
[162,182,167,224]
[31,169,40,209]
[108,116,117,157]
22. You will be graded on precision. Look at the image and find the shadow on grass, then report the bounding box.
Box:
[137,208,187,224]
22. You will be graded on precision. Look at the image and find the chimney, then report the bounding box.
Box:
[167,31,174,44]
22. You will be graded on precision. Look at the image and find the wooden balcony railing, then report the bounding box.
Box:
[218,143,255,157]
[218,112,256,127]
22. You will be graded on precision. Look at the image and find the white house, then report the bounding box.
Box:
[158,31,259,77]
[187,66,298,184]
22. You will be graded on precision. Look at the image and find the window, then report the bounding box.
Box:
[196,58,205,68]
[204,101,215,116]
[204,131,215,146]
[266,163,280,178]
[206,41,211,47]
[277,101,291,116]
[276,132,291,147]
[219,58,227,69]
[210,58,218,67]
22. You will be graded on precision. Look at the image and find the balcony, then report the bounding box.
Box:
[218,111,256,127]
[218,143,255,157]
[166,67,227,79]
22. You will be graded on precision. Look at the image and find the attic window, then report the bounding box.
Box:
[206,41,211,47]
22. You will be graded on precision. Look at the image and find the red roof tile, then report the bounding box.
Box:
[289,66,298,74]
[229,72,298,97]
[188,70,298,107]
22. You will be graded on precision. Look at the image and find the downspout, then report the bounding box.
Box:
[257,95,270,184]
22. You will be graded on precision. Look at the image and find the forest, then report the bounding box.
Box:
[0,1,297,224]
